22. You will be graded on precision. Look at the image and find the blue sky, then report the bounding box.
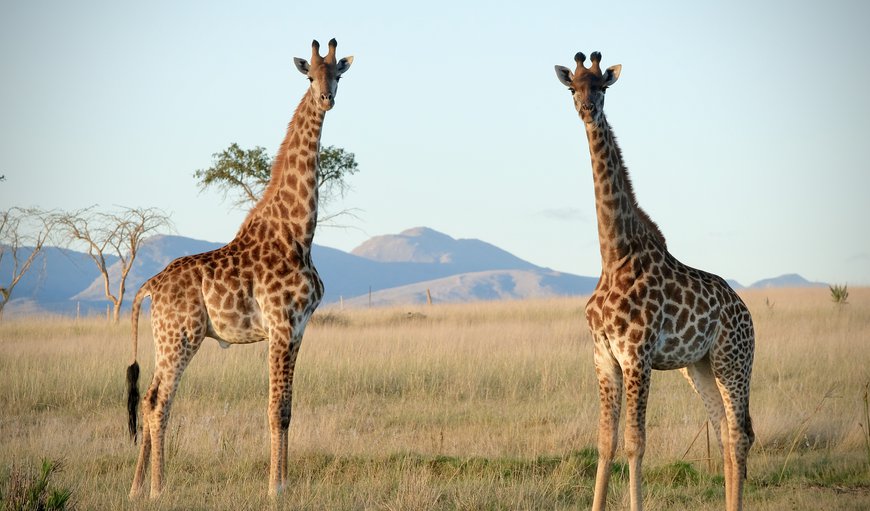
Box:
[2,0,869,286]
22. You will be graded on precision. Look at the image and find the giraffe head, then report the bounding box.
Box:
[555,51,621,124]
[293,39,353,112]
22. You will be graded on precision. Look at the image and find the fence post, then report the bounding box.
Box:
[706,421,713,472]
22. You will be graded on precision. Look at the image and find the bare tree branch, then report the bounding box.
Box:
[0,207,57,317]
[57,206,173,323]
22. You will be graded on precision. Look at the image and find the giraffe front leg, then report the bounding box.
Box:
[622,361,651,511]
[267,326,301,496]
[592,340,623,511]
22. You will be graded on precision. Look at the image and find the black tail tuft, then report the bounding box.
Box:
[743,413,755,480]
[127,361,140,442]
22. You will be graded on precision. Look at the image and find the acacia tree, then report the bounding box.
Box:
[0,207,56,317]
[57,206,172,323]
[194,143,360,224]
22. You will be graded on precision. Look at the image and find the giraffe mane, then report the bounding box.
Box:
[606,123,668,250]
[238,88,319,234]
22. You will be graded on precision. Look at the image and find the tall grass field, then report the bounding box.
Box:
[1,288,868,509]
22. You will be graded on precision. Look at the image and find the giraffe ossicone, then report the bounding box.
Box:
[126,38,353,499]
[555,51,755,511]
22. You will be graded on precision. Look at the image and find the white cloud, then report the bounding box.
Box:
[539,208,586,221]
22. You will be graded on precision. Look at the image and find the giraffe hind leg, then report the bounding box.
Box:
[129,374,158,498]
[149,352,200,498]
[706,346,753,509]
[684,355,753,511]
[681,357,727,457]
[715,380,753,511]
[139,329,201,499]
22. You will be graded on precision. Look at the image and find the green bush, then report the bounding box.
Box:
[829,284,849,305]
[1,460,73,511]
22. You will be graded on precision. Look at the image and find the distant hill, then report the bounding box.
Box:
[725,279,744,290]
[344,227,596,305]
[748,273,827,289]
[1,229,830,316]
[344,269,598,307]
[1,246,117,315]
[0,246,113,301]
[352,227,537,271]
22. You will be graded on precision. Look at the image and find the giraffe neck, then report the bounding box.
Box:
[238,88,325,247]
[584,115,666,271]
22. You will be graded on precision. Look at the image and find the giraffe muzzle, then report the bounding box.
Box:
[320,93,335,110]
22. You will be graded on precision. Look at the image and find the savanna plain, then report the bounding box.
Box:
[1,287,869,510]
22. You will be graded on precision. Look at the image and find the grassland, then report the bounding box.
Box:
[1,287,869,510]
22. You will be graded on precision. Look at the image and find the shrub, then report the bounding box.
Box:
[829,284,849,305]
[0,460,73,511]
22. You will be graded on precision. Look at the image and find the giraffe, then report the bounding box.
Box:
[554,51,754,511]
[125,38,353,498]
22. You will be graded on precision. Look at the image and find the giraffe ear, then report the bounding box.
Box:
[294,58,310,75]
[555,65,574,87]
[603,64,621,87]
[336,56,353,76]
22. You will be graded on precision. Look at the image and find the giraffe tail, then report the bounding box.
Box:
[743,411,755,480]
[127,282,151,442]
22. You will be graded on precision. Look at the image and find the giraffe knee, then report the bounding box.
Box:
[143,379,161,411]
[269,400,292,430]
[280,405,292,430]
[597,435,616,459]
[624,431,646,459]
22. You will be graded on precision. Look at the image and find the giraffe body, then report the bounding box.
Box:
[127,39,352,498]
[556,51,754,511]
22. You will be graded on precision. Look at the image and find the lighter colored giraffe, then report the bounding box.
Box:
[555,51,754,511]
[126,38,353,498]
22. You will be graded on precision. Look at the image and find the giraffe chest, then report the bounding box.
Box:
[200,241,324,343]
[256,262,322,317]
[584,274,720,369]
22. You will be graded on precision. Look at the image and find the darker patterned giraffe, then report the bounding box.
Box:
[126,39,353,498]
[555,51,754,511]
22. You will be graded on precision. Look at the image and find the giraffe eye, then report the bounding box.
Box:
[568,88,575,94]
[308,77,313,83]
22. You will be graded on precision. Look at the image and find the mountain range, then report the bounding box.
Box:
[1,227,826,316]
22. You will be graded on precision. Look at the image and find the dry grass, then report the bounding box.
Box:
[1,288,868,509]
